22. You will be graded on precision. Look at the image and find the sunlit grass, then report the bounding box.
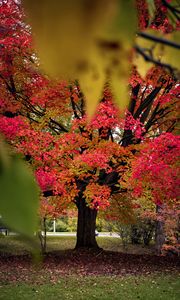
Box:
[0,235,154,255]
[0,236,154,255]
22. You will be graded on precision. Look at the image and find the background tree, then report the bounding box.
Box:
[130,133,180,253]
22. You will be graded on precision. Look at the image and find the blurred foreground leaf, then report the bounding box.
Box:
[23,0,137,116]
[0,140,39,237]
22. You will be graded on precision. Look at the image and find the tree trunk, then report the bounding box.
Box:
[38,217,47,254]
[131,225,142,244]
[155,205,165,255]
[75,198,99,249]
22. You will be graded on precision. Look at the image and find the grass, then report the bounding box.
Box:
[0,236,179,299]
[0,235,154,255]
[0,236,77,255]
[0,275,179,300]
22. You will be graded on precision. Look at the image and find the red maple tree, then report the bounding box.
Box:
[0,0,179,249]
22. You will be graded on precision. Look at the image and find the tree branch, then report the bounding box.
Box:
[137,32,180,49]
[162,0,180,21]
[134,45,177,76]
[134,86,162,119]
[166,120,177,132]
[70,96,81,119]
[129,84,140,115]
[49,118,68,133]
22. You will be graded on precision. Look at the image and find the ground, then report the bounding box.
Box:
[0,236,179,299]
[0,249,179,284]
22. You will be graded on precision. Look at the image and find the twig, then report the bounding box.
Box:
[137,32,180,49]
[134,45,177,76]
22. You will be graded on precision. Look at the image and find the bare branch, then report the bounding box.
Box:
[162,0,180,21]
[49,118,68,133]
[134,45,178,77]
[137,32,180,49]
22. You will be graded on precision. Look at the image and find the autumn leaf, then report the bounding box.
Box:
[0,140,39,237]
[22,0,137,116]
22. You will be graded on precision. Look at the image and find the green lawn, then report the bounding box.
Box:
[0,236,179,299]
[0,276,179,300]
[0,235,154,255]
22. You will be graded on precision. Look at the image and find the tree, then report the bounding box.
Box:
[0,0,179,249]
[130,133,180,253]
[1,76,179,249]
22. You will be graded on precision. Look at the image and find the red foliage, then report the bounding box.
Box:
[136,0,150,30]
[0,0,179,227]
[131,133,180,205]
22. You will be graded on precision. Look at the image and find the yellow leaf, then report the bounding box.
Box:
[110,74,129,111]
[23,0,138,115]
[79,51,106,118]
[107,46,131,110]
[23,0,116,79]
[133,51,153,78]
[103,0,137,108]
[160,32,180,72]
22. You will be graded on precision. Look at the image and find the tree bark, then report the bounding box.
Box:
[155,205,165,255]
[75,198,99,249]
[38,217,47,254]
